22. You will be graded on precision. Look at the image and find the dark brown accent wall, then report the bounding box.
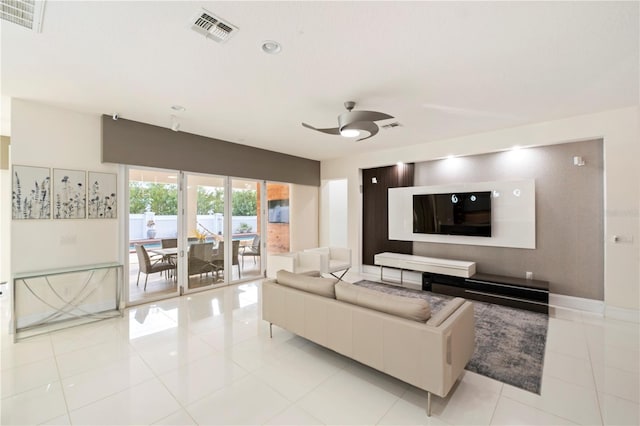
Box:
[101,115,320,186]
[362,164,414,265]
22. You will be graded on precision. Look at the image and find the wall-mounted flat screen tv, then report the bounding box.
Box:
[268,199,289,223]
[413,191,492,237]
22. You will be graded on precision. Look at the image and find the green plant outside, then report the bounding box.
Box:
[129,183,257,216]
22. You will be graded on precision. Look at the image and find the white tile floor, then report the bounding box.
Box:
[1,272,639,425]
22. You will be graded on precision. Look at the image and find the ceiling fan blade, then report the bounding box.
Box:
[342,121,380,142]
[356,122,380,142]
[348,110,394,122]
[301,122,341,135]
[338,111,393,129]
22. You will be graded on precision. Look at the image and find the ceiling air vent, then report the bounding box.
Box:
[190,8,237,43]
[381,122,402,129]
[1,0,45,32]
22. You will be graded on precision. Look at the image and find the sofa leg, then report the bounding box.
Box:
[427,391,432,417]
[269,322,273,338]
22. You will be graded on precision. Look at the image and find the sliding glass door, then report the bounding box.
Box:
[127,169,281,304]
[127,168,180,304]
[184,173,227,292]
[230,178,262,282]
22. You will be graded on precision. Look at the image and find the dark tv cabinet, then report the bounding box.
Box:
[422,272,549,314]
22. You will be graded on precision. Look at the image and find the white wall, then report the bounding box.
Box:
[11,100,120,273]
[1,167,10,284]
[290,183,319,251]
[321,107,640,315]
[321,179,348,247]
[0,137,11,284]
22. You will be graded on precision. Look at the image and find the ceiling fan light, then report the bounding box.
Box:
[340,129,361,138]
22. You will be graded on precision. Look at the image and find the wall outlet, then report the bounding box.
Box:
[613,235,634,244]
[525,271,533,280]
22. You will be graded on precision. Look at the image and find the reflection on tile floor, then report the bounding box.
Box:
[1,272,639,425]
[128,255,262,304]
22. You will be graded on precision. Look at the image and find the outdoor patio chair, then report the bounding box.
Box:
[240,235,260,269]
[188,242,216,278]
[135,244,176,291]
[160,238,178,264]
[161,238,177,248]
[211,240,242,279]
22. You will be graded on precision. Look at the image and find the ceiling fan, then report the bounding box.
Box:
[302,101,394,142]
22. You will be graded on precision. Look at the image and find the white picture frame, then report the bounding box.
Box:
[53,168,86,219]
[87,171,117,219]
[12,165,51,220]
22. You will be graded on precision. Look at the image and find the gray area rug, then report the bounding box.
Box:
[353,280,548,394]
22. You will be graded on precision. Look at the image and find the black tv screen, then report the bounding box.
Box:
[413,191,492,237]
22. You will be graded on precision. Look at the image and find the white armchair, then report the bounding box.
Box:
[304,247,352,280]
[266,251,322,278]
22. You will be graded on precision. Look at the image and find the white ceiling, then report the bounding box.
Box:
[1,1,638,161]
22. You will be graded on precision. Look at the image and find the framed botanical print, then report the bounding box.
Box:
[53,168,86,219]
[87,172,117,219]
[12,165,51,219]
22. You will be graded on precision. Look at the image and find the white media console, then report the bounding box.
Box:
[373,252,549,313]
[374,252,476,285]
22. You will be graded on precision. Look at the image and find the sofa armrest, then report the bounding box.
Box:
[438,301,475,392]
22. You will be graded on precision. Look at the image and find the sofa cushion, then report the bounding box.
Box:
[335,282,431,322]
[426,298,466,327]
[298,270,322,277]
[276,270,337,298]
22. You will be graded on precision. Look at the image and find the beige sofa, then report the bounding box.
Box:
[262,270,476,416]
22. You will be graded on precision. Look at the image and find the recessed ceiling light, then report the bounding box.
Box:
[261,40,282,54]
[171,105,186,112]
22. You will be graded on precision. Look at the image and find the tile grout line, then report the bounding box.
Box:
[499,393,583,425]
[583,315,606,426]
[51,332,73,425]
[374,387,410,425]
[55,332,156,416]
[248,343,350,405]
[487,382,504,425]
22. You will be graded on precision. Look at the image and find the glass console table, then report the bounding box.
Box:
[12,263,123,341]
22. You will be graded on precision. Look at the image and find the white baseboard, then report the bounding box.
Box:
[605,305,640,323]
[549,293,604,315]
